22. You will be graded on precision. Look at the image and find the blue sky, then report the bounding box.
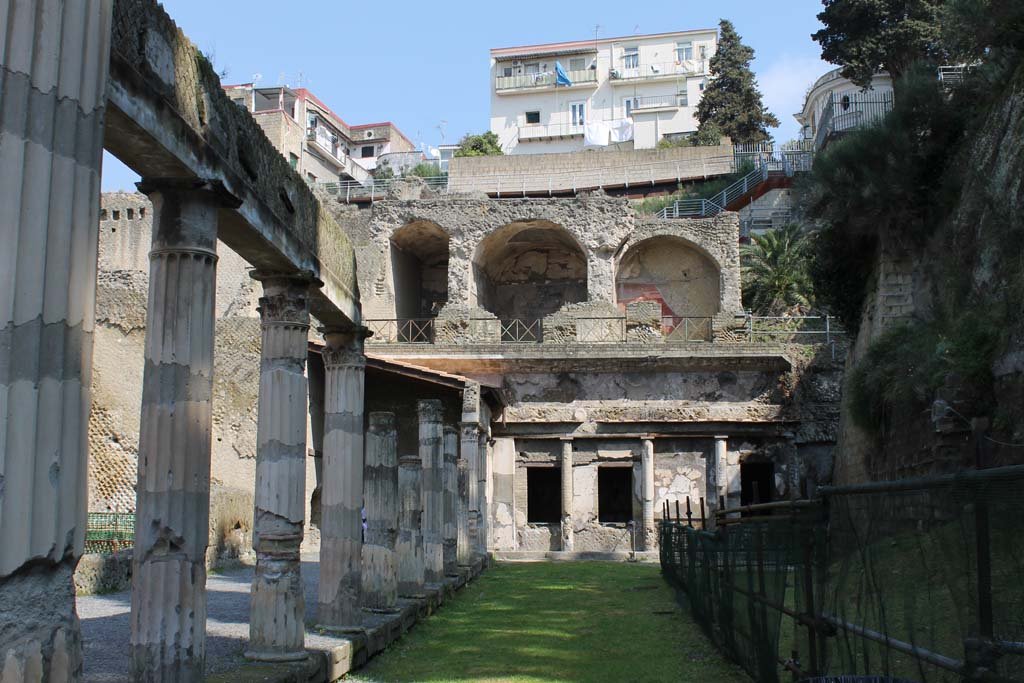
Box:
[101,0,831,191]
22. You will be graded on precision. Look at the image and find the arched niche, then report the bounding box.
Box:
[390,220,449,319]
[472,220,587,320]
[615,236,721,317]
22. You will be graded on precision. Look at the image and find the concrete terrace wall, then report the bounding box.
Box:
[448,143,736,195]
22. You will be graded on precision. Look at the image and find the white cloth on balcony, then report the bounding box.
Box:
[608,118,634,143]
[584,121,610,146]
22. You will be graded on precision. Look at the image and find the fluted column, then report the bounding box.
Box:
[456,456,471,566]
[442,426,459,576]
[460,423,480,555]
[130,179,239,682]
[560,439,574,551]
[0,2,112,677]
[419,400,445,584]
[317,329,366,630]
[397,455,425,597]
[361,412,399,611]
[246,272,314,661]
[641,438,656,550]
[705,436,727,530]
[479,433,492,552]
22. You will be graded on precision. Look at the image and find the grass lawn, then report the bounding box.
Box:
[348,561,750,683]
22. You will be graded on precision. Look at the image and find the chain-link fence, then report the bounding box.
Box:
[660,464,1024,682]
[84,512,135,554]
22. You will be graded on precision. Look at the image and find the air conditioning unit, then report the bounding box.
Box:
[609,68,621,79]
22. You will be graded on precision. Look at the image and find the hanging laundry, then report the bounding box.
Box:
[608,118,635,143]
[584,121,610,146]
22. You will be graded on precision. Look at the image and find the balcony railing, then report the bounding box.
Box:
[662,317,712,342]
[307,126,345,162]
[814,91,893,150]
[365,318,435,344]
[630,94,682,111]
[495,68,598,91]
[517,122,584,141]
[611,60,705,81]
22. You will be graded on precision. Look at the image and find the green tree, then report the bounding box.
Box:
[812,0,947,87]
[695,20,779,145]
[740,223,814,314]
[453,131,504,157]
[372,159,394,180]
[408,162,444,178]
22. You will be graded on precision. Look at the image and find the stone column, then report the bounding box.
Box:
[460,423,480,555]
[479,433,492,552]
[0,2,112,676]
[456,456,471,566]
[397,455,425,597]
[641,438,656,550]
[705,436,727,530]
[419,400,445,584]
[361,412,399,611]
[307,353,325,529]
[246,273,314,662]
[317,329,366,630]
[442,426,459,576]
[560,439,574,551]
[130,179,239,681]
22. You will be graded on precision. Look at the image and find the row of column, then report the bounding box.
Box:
[119,183,486,678]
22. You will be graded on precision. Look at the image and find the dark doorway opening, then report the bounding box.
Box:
[527,467,561,523]
[740,461,774,513]
[598,467,633,523]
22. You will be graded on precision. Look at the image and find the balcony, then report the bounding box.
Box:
[307,126,346,165]
[610,60,705,83]
[630,94,683,112]
[517,122,584,141]
[495,68,598,92]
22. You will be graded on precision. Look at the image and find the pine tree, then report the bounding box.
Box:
[695,20,779,145]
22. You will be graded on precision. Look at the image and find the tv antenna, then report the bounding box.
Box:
[251,72,263,86]
[436,120,448,143]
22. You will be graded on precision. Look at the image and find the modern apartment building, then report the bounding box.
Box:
[224,84,416,184]
[490,29,718,154]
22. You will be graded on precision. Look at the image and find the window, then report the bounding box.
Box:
[524,62,540,75]
[622,46,639,69]
[841,94,851,111]
[678,90,689,107]
[112,210,120,220]
[624,97,636,118]
[502,65,514,77]
[568,57,587,71]
[289,153,299,170]
[526,467,561,524]
[361,145,375,158]
[139,208,146,218]
[676,41,693,62]
[126,208,134,220]
[306,172,316,183]
[699,79,706,91]
[699,45,708,60]
[100,209,107,220]
[525,110,541,124]
[598,467,633,523]
[570,101,585,127]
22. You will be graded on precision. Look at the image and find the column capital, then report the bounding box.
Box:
[714,434,729,441]
[368,412,397,431]
[417,399,444,423]
[253,271,318,328]
[136,177,242,208]
[320,326,367,369]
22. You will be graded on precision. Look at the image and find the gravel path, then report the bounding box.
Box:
[79,554,323,681]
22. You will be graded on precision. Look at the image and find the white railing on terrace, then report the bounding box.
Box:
[658,163,768,219]
[318,176,450,202]
[631,94,682,110]
[495,69,598,90]
[611,60,706,81]
[517,122,585,140]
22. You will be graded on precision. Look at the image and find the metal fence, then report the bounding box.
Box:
[84,512,135,554]
[659,464,1024,682]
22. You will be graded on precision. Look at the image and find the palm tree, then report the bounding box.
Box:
[740,223,813,314]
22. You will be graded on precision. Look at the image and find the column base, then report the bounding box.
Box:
[243,649,310,663]
[315,624,367,636]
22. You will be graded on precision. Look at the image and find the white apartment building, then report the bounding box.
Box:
[224,84,416,184]
[489,29,718,154]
